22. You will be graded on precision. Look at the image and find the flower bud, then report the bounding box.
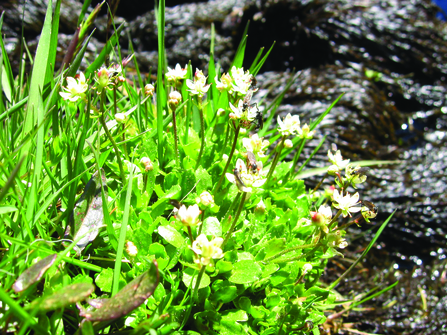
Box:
[254,199,266,217]
[144,84,155,97]
[168,91,182,110]
[198,191,214,207]
[140,157,153,171]
[126,241,138,256]
[302,263,313,274]
[115,112,128,124]
[96,67,110,90]
[217,108,226,117]
[284,139,293,148]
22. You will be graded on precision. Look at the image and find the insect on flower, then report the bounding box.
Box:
[233,167,248,190]
[245,151,258,174]
[361,200,378,219]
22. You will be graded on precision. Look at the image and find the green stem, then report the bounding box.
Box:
[220,122,230,157]
[187,226,194,246]
[195,99,205,169]
[221,192,247,249]
[98,91,125,182]
[270,243,323,264]
[312,174,327,193]
[263,242,318,264]
[221,192,241,231]
[193,266,206,301]
[197,210,206,236]
[266,135,287,186]
[327,209,342,230]
[214,124,240,194]
[172,106,180,168]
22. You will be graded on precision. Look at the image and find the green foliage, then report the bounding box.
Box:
[0,2,395,334]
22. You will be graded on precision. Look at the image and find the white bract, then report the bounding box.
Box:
[332,190,362,218]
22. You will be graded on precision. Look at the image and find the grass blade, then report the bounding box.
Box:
[328,210,396,290]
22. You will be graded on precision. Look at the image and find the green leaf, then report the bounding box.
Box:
[229,260,262,284]
[182,268,210,289]
[202,217,222,237]
[95,268,114,293]
[0,206,18,215]
[13,254,57,293]
[68,169,107,254]
[30,283,95,313]
[158,225,184,248]
[210,282,238,304]
[303,287,329,300]
[86,262,159,322]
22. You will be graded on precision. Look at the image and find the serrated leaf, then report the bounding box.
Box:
[229,260,262,284]
[158,225,184,248]
[13,254,57,293]
[32,283,95,313]
[85,262,159,321]
[95,268,114,293]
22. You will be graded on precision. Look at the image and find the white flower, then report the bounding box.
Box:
[191,234,224,266]
[59,72,88,102]
[192,235,224,265]
[115,112,128,124]
[297,123,315,140]
[284,139,293,148]
[215,73,232,92]
[229,100,258,122]
[242,134,270,157]
[327,149,350,175]
[175,204,202,226]
[332,190,362,218]
[166,64,187,82]
[277,113,301,136]
[225,158,267,193]
[327,231,348,249]
[186,69,210,97]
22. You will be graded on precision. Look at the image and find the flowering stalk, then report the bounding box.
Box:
[221,191,247,249]
[214,125,240,193]
[268,243,324,264]
[312,174,328,193]
[195,98,205,169]
[192,266,206,301]
[172,106,180,167]
[265,135,287,186]
[98,90,125,182]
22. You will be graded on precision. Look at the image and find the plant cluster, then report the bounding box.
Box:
[0,1,395,334]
